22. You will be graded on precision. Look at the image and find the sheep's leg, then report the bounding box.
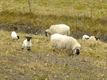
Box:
[67,49,74,56]
[27,48,31,51]
[27,47,31,51]
[52,47,60,54]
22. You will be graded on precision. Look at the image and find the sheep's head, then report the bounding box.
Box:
[75,49,80,55]
[73,48,80,55]
[25,36,32,41]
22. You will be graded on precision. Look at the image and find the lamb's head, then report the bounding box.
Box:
[25,36,32,41]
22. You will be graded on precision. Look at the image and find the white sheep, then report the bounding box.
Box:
[22,36,32,51]
[82,34,90,40]
[89,36,99,41]
[50,33,81,55]
[45,24,70,36]
[11,31,19,40]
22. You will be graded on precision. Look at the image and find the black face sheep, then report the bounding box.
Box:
[11,31,19,40]
[45,24,70,37]
[50,33,81,56]
[89,36,99,41]
[22,36,32,51]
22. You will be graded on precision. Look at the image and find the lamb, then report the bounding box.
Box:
[11,31,19,40]
[22,36,32,51]
[89,36,99,41]
[45,24,70,36]
[82,34,99,41]
[50,33,81,55]
[82,34,90,40]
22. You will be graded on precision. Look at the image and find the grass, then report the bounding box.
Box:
[0,30,107,80]
[0,0,107,34]
[0,0,107,79]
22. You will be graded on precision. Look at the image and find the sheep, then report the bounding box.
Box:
[89,36,99,41]
[82,34,90,40]
[50,33,81,55]
[82,34,99,41]
[22,36,32,51]
[45,24,70,37]
[11,31,19,40]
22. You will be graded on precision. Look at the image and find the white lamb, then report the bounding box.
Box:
[82,34,90,40]
[45,24,70,36]
[50,33,81,55]
[22,36,32,51]
[11,31,19,40]
[89,36,99,41]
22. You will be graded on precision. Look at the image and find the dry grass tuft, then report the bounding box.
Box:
[0,30,107,80]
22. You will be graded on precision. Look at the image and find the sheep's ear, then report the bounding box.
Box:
[30,37,32,39]
[26,36,32,40]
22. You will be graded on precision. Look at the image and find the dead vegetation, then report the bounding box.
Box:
[0,0,107,79]
[0,30,107,80]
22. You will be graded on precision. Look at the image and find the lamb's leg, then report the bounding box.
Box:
[27,47,31,51]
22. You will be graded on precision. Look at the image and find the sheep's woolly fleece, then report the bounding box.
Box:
[46,24,70,36]
[50,33,81,54]
[11,31,19,40]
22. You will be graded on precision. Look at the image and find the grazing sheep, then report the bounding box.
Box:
[50,33,81,55]
[11,31,19,40]
[89,36,99,41]
[45,24,70,36]
[82,34,90,40]
[22,36,32,51]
